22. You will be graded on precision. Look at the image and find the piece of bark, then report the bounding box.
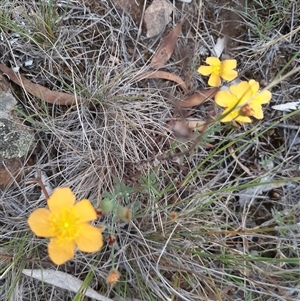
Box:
[0,158,23,188]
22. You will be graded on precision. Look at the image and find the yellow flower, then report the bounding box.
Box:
[28,187,103,265]
[198,57,238,87]
[215,80,272,123]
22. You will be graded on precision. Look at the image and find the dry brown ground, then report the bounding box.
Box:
[1,0,300,300]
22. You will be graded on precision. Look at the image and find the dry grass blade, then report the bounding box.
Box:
[174,88,218,108]
[0,72,10,92]
[134,70,188,90]
[228,146,252,176]
[150,19,185,69]
[0,64,82,105]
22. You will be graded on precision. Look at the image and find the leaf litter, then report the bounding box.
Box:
[133,70,188,91]
[150,19,185,69]
[135,20,188,91]
[112,0,144,25]
[174,87,218,108]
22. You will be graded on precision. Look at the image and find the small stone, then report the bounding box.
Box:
[0,90,17,119]
[0,78,35,188]
[0,118,34,159]
[144,0,173,38]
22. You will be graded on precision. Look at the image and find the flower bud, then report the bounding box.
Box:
[106,269,120,286]
[99,199,115,214]
[116,205,131,222]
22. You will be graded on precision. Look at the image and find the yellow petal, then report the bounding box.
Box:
[197,65,213,76]
[28,208,53,237]
[248,79,259,94]
[215,90,237,108]
[230,82,253,103]
[222,59,237,70]
[75,224,103,253]
[47,187,75,213]
[73,199,97,222]
[235,115,252,123]
[250,103,264,119]
[220,69,238,81]
[220,107,240,122]
[208,73,221,87]
[254,90,272,105]
[206,57,221,66]
[48,238,75,265]
[220,107,252,123]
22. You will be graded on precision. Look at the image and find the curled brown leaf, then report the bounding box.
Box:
[134,70,188,91]
[150,19,185,69]
[0,64,81,105]
[174,88,218,108]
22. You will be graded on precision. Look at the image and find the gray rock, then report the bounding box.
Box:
[0,89,34,160]
[0,118,34,159]
[0,90,17,119]
[0,85,35,188]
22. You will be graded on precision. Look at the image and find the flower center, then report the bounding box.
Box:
[239,104,253,116]
[212,64,221,74]
[50,208,80,242]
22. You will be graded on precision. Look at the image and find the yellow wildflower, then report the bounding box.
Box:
[198,57,238,87]
[215,80,272,123]
[28,187,103,265]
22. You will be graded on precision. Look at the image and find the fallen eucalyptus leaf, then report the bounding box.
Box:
[0,64,82,105]
[150,20,185,69]
[213,37,226,58]
[22,269,113,301]
[134,70,187,90]
[174,88,218,108]
[272,101,300,112]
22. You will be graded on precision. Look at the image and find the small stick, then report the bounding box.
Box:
[25,170,50,200]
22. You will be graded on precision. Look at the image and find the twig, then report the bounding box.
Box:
[25,170,50,200]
